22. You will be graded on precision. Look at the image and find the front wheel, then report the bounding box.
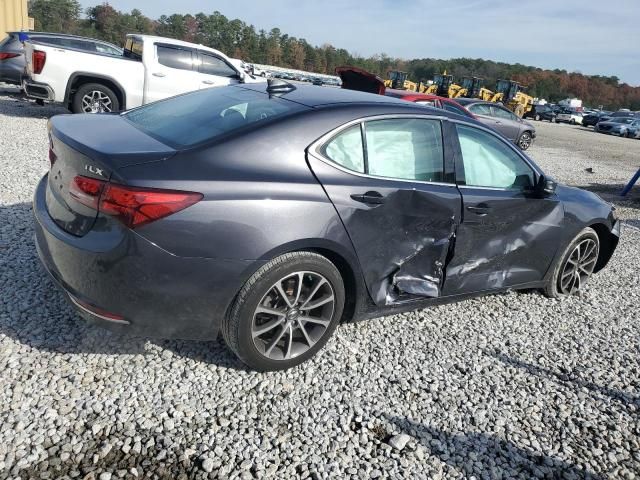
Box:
[72,83,120,114]
[517,131,533,150]
[222,252,345,371]
[544,227,599,298]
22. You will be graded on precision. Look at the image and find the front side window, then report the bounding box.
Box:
[323,125,365,173]
[456,124,535,189]
[468,103,492,116]
[199,53,238,77]
[364,119,444,182]
[157,45,193,71]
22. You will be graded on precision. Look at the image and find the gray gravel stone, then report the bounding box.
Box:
[388,434,411,451]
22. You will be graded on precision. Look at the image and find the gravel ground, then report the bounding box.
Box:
[1,86,639,479]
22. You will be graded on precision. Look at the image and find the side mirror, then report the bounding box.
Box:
[536,175,556,196]
[237,71,246,83]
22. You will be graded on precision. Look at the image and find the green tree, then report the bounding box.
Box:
[29,0,81,33]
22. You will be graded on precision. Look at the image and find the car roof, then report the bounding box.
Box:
[453,98,486,106]
[242,82,424,109]
[12,31,120,47]
[127,34,231,61]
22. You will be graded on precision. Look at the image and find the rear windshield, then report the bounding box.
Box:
[123,87,306,148]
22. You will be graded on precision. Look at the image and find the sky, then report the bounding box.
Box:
[80,0,640,85]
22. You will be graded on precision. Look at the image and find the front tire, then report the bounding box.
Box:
[72,83,120,114]
[222,252,345,371]
[544,227,599,298]
[517,131,533,150]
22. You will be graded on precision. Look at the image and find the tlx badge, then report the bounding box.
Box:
[85,165,105,176]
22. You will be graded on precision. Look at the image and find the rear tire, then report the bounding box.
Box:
[222,252,345,371]
[72,83,120,114]
[543,227,599,299]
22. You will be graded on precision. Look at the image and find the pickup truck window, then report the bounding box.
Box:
[124,37,143,60]
[199,52,238,78]
[124,87,306,149]
[157,45,194,71]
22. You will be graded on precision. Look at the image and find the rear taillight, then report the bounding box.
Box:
[70,175,202,228]
[48,147,57,167]
[0,52,20,61]
[32,50,46,74]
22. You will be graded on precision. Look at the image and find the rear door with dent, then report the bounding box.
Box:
[307,116,462,305]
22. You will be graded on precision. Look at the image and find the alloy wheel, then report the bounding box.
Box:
[518,132,532,150]
[252,271,335,361]
[558,238,598,295]
[81,90,113,113]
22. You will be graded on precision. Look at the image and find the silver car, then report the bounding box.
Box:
[455,99,537,150]
[0,32,122,85]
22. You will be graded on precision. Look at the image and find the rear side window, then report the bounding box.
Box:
[364,119,444,182]
[157,45,193,71]
[324,125,365,173]
[443,102,469,117]
[124,87,306,149]
[468,103,492,116]
[199,52,238,77]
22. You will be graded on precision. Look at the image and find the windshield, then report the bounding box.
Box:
[124,87,306,148]
[611,118,634,124]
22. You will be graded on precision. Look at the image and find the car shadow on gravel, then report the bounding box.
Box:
[490,352,640,411]
[0,91,68,119]
[0,202,244,370]
[384,414,600,479]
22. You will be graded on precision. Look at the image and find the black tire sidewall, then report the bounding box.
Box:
[226,253,345,371]
[72,83,120,114]
[545,227,599,298]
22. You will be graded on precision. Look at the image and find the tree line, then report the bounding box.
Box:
[28,0,640,110]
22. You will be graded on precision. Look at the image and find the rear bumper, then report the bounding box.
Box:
[33,174,259,340]
[23,77,55,101]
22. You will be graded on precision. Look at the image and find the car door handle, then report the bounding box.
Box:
[494,120,502,124]
[350,191,385,205]
[467,204,491,215]
[152,72,166,77]
[202,80,216,85]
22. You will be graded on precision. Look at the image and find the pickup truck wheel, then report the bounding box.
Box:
[72,83,120,114]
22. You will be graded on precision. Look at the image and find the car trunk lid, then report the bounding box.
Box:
[46,114,175,236]
[335,66,386,95]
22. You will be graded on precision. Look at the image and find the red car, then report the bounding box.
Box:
[336,66,475,119]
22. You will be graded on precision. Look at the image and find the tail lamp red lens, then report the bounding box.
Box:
[32,50,46,74]
[70,175,202,228]
[48,147,57,167]
[0,52,20,61]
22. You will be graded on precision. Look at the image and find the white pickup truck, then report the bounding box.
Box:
[23,34,264,113]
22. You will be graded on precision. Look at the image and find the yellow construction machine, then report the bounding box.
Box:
[384,71,420,91]
[492,79,534,117]
[461,77,534,117]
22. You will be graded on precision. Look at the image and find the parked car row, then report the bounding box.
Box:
[525,102,640,139]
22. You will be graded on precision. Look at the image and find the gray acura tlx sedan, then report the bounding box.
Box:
[34,80,620,370]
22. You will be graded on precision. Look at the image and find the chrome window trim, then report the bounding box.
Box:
[309,113,456,188]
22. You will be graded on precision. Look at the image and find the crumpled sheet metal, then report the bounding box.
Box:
[342,188,460,305]
[443,197,564,294]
